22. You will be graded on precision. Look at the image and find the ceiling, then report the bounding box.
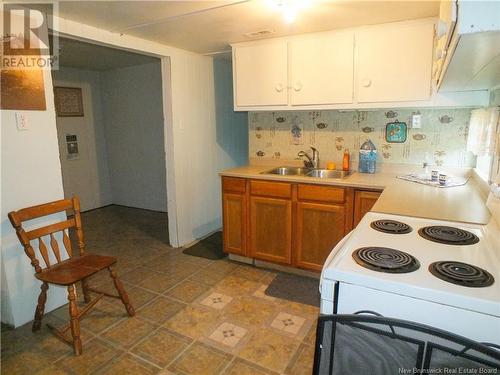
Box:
[57,37,159,71]
[51,0,440,55]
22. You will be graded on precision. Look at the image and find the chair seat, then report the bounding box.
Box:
[35,254,117,285]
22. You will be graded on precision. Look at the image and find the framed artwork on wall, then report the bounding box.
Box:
[0,69,47,110]
[54,86,84,117]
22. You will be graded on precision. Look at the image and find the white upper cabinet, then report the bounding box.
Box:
[356,22,434,103]
[233,40,288,107]
[231,19,488,111]
[289,31,354,106]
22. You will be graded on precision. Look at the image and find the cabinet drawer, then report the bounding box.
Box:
[250,180,292,198]
[297,184,345,203]
[222,177,246,193]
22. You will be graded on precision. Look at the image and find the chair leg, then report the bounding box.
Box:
[81,278,91,303]
[32,282,49,332]
[67,284,82,356]
[108,267,135,317]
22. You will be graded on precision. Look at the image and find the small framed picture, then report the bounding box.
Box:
[54,87,84,117]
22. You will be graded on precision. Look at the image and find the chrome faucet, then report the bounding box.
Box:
[297,147,319,168]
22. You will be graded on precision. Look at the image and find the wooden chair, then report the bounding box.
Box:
[8,196,135,355]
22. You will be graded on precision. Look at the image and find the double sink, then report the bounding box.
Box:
[261,166,353,179]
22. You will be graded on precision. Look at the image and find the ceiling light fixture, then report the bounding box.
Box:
[267,0,313,24]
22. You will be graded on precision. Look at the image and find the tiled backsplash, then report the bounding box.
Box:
[249,108,475,168]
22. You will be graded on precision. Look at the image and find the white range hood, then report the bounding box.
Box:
[436,0,500,93]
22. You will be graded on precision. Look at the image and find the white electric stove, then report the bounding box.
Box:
[320,211,500,345]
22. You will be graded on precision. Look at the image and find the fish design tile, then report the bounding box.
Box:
[249,108,473,168]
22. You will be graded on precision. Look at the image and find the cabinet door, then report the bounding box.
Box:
[353,190,382,227]
[296,202,347,271]
[222,193,247,256]
[233,40,288,107]
[356,22,434,103]
[249,196,292,264]
[290,31,354,105]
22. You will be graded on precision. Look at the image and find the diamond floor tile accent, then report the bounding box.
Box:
[270,312,306,335]
[208,322,248,348]
[200,292,233,310]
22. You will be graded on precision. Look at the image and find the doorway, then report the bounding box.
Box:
[51,37,167,213]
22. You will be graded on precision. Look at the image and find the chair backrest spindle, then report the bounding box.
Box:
[8,196,85,273]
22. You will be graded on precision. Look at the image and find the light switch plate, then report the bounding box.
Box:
[15,112,28,130]
[410,114,422,129]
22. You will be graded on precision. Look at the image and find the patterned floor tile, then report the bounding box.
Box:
[163,305,221,339]
[121,267,154,284]
[189,268,230,286]
[97,353,160,375]
[1,349,54,375]
[224,358,280,375]
[168,342,232,375]
[131,328,191,368]
[200,292,233,310]
[238,328,301,373]
[216,275,262,296]
[2,206,319,375]
[270,312,306,335]
[138,296,186,324]
[54,338,121,375]
[101,316,158,349]
[79,300,128,335]
[252,285,276,302]
[137,272,182,293]
[303,321,317,346]
[222,296,277,327]
[208,322,248,348]
[284,343,315,375]
[126,285,158,309]
[166,280,211,303]
[234,266,271,282]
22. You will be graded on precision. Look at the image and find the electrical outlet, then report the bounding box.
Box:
[15,112,28,130]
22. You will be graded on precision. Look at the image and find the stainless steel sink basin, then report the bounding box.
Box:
[261,167,353,179]
[261,167,312,176]
[306,169,353,179]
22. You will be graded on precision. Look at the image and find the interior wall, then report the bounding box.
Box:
[101,62,167,212]
[212,57,249,220]
[1,67,68,327]
[55,16,244,247]
[52,67,113,210]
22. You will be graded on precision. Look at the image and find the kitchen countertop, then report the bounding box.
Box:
[220,164,491,225]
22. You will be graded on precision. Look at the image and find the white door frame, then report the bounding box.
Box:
[51,32,179,247]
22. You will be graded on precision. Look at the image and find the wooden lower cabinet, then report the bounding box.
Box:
[221,176,380,272]
[295,202,347,271]
[353,190,382,227]
[222,192,247,256]
[249,196,292,264]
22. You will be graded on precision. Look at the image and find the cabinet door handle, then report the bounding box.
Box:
[361,78,372,88]
[293,82,303,91]
[275,84,284,92]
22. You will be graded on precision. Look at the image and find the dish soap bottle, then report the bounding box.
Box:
[342,149,350,171]
[359,140,377,174]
